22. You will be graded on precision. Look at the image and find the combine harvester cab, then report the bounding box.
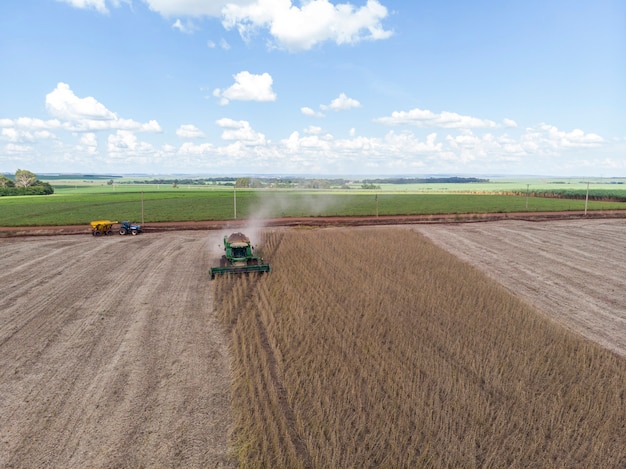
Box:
[210,232,271,279]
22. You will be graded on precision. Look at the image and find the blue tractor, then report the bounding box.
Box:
[118,220,142,236]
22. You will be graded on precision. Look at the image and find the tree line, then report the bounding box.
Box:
[0,170,54,196]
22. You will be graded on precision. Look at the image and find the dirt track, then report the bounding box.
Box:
[0,231,233,468]
[415,218,626,358]
[2,219,626,467]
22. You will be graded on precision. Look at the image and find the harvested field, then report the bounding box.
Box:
[2,220,626,468]
[0,232,233,468]
[415,218,626,358]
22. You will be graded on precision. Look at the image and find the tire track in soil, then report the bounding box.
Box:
[254,280,313,468]
[0,232,233,468]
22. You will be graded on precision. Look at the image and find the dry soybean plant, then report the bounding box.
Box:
[213,227,626,468]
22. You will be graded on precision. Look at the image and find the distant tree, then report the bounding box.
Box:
[0,170,53,196]
[0,174,14,188]
[15,169,37,188]
[107,179,114,186]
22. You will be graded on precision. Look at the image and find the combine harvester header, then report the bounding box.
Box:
[210,232,271,279]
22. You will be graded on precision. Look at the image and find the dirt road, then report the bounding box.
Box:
[0,231,233,468]
[415,219,626,358]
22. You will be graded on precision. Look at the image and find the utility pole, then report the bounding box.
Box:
[584,181,589,216]
[141,191,144,224]
[234,184,237,220]
[526,184,530,210]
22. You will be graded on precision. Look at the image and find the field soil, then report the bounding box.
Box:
[415,218,626,358]
[0,231,233,468]
[2,219,625,467]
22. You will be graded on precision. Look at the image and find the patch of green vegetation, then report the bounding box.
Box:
[1,188,624,227]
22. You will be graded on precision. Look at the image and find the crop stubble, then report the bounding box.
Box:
[0,232,233,468]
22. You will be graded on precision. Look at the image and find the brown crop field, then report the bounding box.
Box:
[2,220,626,467]
[215,224,626,468]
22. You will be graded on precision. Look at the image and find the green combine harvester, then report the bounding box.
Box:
[210,232,271,279]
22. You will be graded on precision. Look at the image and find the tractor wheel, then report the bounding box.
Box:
[106,230,113,235]
[119,227,127,235]
[131,229,138,235]
[94,231,102,236]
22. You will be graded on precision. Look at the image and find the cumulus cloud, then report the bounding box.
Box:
[46,82,117,121]
[176,124,205,138]
[375,108,505,129]
[107,130,156,157]
[304,125,323,135]
[321,92,361,111]
[60,0,393,51]
[522,124,604,152]
[301,106,325,117]
[213,71,276,105]
[222,0,392,51]
[43,83,162,132]
[216,117,266,144]
[79,132,99,154]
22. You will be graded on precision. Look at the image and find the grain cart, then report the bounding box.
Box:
[210,232,271,279]
[118,221,142,236]
[90,220,118,236]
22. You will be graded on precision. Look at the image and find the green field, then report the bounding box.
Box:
[1,182,625,227]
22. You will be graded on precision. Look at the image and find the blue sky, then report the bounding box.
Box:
[0,0,624,176]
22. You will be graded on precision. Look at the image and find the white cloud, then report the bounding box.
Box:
[46,82,117,121]
[213,71,276,105]
[304,125,323,135]
[79,133,99,154]
[60,0,392,51]
[375,108,502,129]
[179,141,215,155]
[216,118,266,144]
[176,124,205,138]
[321,92,361,111]
[43,83,162,132]
[57,0,112,14]
[172,18,197,33]
[301,106,325,117]
[522,124,604,152]
[141,0,251,17]
[222,0,392,51]
[107,130,155,158]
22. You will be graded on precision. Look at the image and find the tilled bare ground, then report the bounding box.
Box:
[415,218,626,358]
[0,231,233,468]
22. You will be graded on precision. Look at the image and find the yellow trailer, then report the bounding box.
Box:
[90,220,118,236]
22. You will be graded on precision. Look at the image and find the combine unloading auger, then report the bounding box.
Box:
[210,232,271,279]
